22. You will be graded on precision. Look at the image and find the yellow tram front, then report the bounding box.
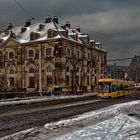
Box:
[97,78,135,98]
[97,78,112,98]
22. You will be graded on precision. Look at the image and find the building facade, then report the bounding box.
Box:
[0,16,107,95]
[128,55,140,82]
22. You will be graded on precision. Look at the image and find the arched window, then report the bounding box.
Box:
[67,48,71,57]
[47,76,53,84]
[29,76,35,88]
[46,66,53,72]
[26,64,36,88]
[66,75,69,85]
[9,69,15,74]
[67,67,69,72]
[10,77,14,87]
[77,67,79,73]
[29,68,35,73]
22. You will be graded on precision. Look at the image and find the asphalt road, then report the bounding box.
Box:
[0,92,140,138]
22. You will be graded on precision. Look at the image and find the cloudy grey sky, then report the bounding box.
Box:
[0,0,140,65]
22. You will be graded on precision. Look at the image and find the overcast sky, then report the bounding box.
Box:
[0,0,140,65]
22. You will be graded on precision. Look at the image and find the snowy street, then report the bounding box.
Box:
[2,100,140,140]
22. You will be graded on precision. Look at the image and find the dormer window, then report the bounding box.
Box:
[30,32,40,40]
[27,48,35,59]
[48,31,52,38]
[53,31,58,37]
[21,27,27,33]
[39,24,45,31]
[0,39,3,43]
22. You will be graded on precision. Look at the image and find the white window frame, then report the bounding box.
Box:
[44,47,54,57]
[8,50,15,60]
[67,48,71,57]
[27,48,35,59]
[48,31,52,38]
[83,50,87,59]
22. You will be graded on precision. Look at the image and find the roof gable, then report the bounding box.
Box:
[0,38,20,48]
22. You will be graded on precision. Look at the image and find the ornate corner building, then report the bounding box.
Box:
[0,16,107,96]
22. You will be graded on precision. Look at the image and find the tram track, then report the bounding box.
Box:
[0,92,140,138]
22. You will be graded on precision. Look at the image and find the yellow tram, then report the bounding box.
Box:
[97,78,135,98]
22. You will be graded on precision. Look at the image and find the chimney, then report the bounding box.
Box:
[7,23,13,30]
[100,43,103,49]
[53,16,58,24]
[90,40,96,47]
[76,26,80,32]
[25,20,31,27]
[10,30,16,38]
[96,42,101,48]
[45,16,51,23]
[66,21,70,28]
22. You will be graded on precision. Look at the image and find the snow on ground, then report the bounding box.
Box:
[51,114,140,140]
[1,100,140,140]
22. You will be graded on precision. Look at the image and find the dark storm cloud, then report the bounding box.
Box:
[0,0,140,65]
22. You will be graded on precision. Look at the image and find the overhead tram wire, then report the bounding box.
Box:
[107,57,133,62]
[0,0,36,32]
[13,0,35,20]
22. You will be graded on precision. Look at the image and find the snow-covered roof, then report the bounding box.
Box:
[0,19,105,51]
[78,34,88,38]
[0,21,65,44]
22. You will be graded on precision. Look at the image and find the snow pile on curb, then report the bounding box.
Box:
[1,128,34,140]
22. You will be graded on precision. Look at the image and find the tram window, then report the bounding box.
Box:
[112,85,117,92]
[120,84,123,90]
[98,82,111,93]
[124,85,128,89]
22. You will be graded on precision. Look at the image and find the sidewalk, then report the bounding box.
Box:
[0,92,97,107]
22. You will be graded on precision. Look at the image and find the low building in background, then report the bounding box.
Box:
[107,64,128,79]
[0,16,107,96]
